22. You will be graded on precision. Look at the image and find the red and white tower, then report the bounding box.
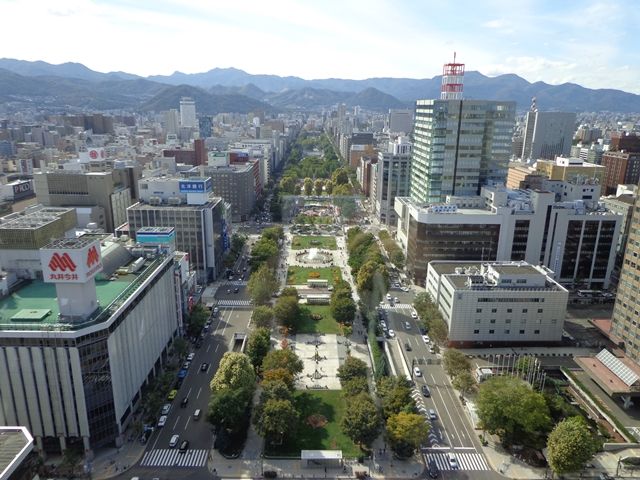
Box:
[440,52,465,100]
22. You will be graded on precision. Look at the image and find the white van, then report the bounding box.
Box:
[193,409,201,420]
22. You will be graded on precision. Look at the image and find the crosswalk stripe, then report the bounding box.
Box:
[215,299,252,307]
[423,452,489,471]
[140,448,208,468]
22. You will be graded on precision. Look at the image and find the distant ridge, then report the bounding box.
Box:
[2,58,640,112]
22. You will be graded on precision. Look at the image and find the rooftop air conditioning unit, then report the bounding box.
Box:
[149,196,162,205]
[168,197,182,205]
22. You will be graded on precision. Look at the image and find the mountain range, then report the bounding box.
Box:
[1,58,640,113]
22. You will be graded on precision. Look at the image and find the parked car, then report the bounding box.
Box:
[404,321,411,330]
[404,342,412,352]
[429,409,437,420]
[182,361,190,370]
[413,367,422,377]
[167,389,178,400]
[411,311,418,319]
[388,329,396,338]
[157,415,167,427]
[186,353,195,362]
[422,335,430,344]
[161,403,171,415]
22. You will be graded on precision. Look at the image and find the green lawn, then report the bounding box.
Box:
[264,390,360,457]
[287,266,342,286]
[298,305,341,334]
[291,235,337,250]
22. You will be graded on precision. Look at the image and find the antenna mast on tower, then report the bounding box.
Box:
[441,52,465,100]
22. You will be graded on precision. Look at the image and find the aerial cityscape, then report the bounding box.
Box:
[2,1,640,480]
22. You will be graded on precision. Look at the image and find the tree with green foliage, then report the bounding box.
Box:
[261,348,304,378]
[443,349,472,379]
[314,179,324,196]
[279,286,299,299]
[356,260,389,294]
[331,296,356,325]
[172,337,189,359]
[337,356,368,385]
[279,176,296,194]
[254,398,299,444]
[377,376,416,418]
[252,305,274,328]
[260,379,294,404]
[246,328,271,369]
[304,177,313,195]
[547,416,597,475]
[332,168,349,185]
[342,376,369,396]
[476,376,551,447]
[386,412,430,458]
[209,388,249,431]
[187,304,209,336]
[230,233,247,255]
[273,295,301,330]
[262,226,284,242]
[262,367,295,390]
[428,317,449,346]
[210,352,256,396]
[325,179,334,195]
[452,370,477,397]
[250,237,279,268]
[340,393,381,447]
[247,264,278,305]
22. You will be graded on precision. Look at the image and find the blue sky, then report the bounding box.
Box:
[1,0,638,92]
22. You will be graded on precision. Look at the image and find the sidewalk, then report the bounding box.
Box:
[88,427,148,480]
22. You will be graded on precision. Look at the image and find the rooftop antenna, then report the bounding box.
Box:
[441,52,465,100]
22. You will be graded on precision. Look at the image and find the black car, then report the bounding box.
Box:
[404,342,412,352]
[200,362,208,372]
[178,440,190,453]
[234,287,239,293]
[180,397,189,408]
[419,327,427,335]
[427,459,439,478]
[422,385,431,397]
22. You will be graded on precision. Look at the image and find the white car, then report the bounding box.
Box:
[411,311,418,319]
[169,434,180,448]
[413,367,422,377]
[187,353,195,362]
[422,335,430,344]
[404,321,411,330]
[386,293,392,301]
[401,286,410,292]
[157,415,167,428]
[388,329,396,338]
[161,403,171,415]
[448,452,458,468]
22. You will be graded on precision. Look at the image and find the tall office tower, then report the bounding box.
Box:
[611,192,640,362]
[409,99,515,204]
[164,109,179,135]
[373,137,412,225]
[179,97,197,128]
[388,109,413,134]
[520,99,576,161]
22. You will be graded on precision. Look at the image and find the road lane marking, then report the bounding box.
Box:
[172,415,180,430]
[214,344,219,352]
[196,387,202,399]
[184,416,190,431]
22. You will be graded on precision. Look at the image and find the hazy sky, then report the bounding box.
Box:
[2,0,638,92]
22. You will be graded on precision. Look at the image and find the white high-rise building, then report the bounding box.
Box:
[179,97,197,128]
[164,109,179,135]
[521,105,576,161]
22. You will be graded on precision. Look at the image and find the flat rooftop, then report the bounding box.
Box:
[0,427,33,479]
[0,256,164,332]
[490,263,542,276]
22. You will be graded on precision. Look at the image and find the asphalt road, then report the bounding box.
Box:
[381,288,497,479]
[118,285,253,479]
